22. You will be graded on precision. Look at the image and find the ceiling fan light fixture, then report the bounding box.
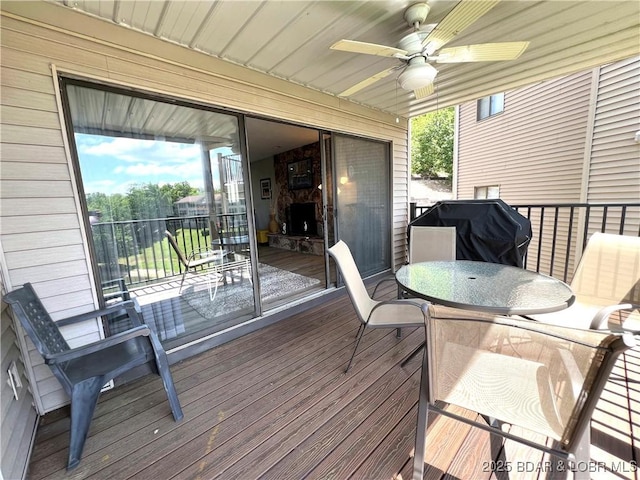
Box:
[398,60,437,91]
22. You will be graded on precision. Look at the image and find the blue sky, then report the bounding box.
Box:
[75,133,226,195]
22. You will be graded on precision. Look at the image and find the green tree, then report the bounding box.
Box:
[411,107,455,178]
[160,181,199,205]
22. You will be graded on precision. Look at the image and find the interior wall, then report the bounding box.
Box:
[250,156,275,232]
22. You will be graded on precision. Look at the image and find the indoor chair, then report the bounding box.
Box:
[527,232,639,332]
[3,283,184,470]
[412,303,635,480]
[165,229,226,293]
[328,240,425,372]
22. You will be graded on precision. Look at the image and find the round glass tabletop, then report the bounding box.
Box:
[395,260,575,315]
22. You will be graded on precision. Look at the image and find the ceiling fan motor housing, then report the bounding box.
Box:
[404,3,431,28]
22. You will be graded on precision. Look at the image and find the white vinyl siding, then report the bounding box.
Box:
[0,7,409,413]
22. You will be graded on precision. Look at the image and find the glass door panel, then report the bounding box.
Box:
[333,134,391,276]
[62,80,255,348]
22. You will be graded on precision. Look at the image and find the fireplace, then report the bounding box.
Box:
[288,202,317,236]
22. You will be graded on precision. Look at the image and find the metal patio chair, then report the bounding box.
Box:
[3,283,184,470]
[527,232,640,332]
[412,304,635,480]
[328,240,425,373]
[165,229,226,293]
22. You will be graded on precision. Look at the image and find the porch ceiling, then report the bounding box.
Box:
[49,0,640,118]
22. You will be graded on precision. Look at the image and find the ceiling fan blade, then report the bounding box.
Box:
[330,39,408,58]
[422,0,501,55]
[414,83,434,99]
[338,67,397,97]
[436,42,529,63]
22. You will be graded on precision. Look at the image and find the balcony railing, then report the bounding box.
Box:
[91,213,248,288]
[410,202,640,282]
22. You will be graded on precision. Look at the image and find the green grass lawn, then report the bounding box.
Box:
[126,228,212,277]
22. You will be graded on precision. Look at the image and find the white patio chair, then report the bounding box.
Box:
[412,303,636,480]
[527,232,640,332]
[328,240,425,373]
[408,225,456,263]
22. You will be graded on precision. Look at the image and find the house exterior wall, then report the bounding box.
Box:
[0,269,38,480]
[456,56,640,277]
[0,4,410,415]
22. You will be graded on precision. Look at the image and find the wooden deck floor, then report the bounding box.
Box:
[27,282,639,480]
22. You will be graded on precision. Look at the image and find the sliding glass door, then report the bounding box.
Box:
[333,134,391,276]
[62,79,255,348]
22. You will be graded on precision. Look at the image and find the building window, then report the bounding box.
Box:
[475,185,500,199]
[477,93,504,120]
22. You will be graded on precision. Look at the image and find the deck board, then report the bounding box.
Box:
[27,281,639,480]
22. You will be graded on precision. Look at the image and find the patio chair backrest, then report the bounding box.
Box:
[328,240,377,323]
[408,226,456,263]
[413,304,636,477]
[6,283,70,356]
[572,232,640,308]
[165,230,189,267]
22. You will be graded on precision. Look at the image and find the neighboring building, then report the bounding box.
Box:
[455,56,640,274]
[173,195,209,217]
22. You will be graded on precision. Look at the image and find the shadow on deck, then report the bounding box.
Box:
[27,283,639,480]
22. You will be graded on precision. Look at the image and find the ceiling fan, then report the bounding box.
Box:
[331,0,529,99]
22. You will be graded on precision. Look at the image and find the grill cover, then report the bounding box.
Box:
[409,199,532,267]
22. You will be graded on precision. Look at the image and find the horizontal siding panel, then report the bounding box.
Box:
[1,105,61,129]
[0,66,55,94]
[0,214,80,234]
[1,124,63,147]
[0,179,72,198]
[0,25,110,73]
[8,260,89,285]
[0,197,77,216]
[5,244,87,269]
[2,229,83,252]
[0,144,68,164]
[457,69,591,203]
[0,85,57,112]
[30,276,90,298]
[1,159,72,183]
[587,57,640,204]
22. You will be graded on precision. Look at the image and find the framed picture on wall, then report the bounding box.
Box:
[287,158,313,189]
[260,178,271,199]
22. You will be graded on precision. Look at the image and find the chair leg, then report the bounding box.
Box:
[412,350,430,480]
[396,327,402,338]
[178,269,189,293]
[67,377,105,470]
[149,337,184,421]
[345,325,367,373]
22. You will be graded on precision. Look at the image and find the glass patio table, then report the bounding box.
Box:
[395,260,575,315]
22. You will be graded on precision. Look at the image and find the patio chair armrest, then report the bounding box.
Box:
[56,301,141,327]
[187,248,223,262]
[371,276,398,299]
[43,325,151,364]
[590,303,640,331]
[367,298,424,320]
